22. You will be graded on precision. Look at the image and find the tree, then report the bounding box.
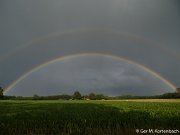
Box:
[96,94,104,100]
[73,91,82,100]
[89,93,96,100]
[0,86,4,99]
[33,94,39,100]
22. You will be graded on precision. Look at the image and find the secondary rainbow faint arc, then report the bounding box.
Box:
[4,53,176,94]
[0,28,179,62]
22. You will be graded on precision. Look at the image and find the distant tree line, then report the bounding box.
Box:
[0,87,4,99]
[0,87,180,100]
[0,90,108,100]
[23,91,106,100]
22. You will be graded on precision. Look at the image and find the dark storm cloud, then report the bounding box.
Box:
[1,0,179,53]
[1,31,180,89]
[0,0,180,95]
[7,56,172,96]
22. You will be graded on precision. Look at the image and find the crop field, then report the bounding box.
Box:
[0,99,180,135]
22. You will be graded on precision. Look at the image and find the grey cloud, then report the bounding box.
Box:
[0,0,180,95]
[6,56,173,96]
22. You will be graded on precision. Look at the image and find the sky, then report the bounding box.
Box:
[0,0,180,96]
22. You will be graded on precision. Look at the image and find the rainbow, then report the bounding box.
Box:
[4,53,176,94]
[0,28,179,63]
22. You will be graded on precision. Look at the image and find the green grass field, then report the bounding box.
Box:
[0,99,180,135]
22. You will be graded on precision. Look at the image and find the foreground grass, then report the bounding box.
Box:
[0,100,180,135]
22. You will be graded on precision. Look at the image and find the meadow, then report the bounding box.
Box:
[0,99,180,135]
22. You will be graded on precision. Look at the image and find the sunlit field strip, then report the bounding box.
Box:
[101,99,180,102]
